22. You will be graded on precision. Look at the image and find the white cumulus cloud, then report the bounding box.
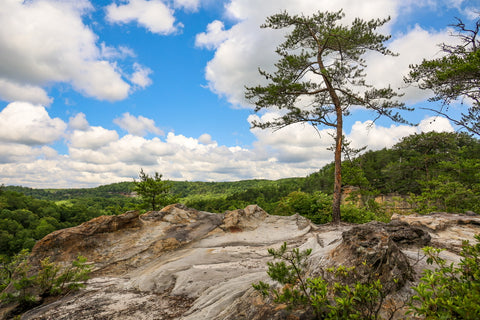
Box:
[69,126,119,150]
[114,112,163,136]
[195,20,230,50]
[0,102,66,145]
[418,116,455,133]
[0,114,459,188]
[174,0,200,11]
[129,63,153,89]
[106,0,181,35]
[69,113,90,131]
[364,24,457,103]
[0,0,131,103]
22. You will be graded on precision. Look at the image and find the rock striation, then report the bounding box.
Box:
[6,206,480,320]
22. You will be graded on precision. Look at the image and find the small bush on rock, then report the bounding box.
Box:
[0,251,92,314]
[408,234,480,319]
[253,242,391,319]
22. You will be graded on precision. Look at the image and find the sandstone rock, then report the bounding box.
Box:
[220,204,268,232]
[4,206,479,320]
[392,212,480,252]
[329,221,430,293]
[30,210,143,265]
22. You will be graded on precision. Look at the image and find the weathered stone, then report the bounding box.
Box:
[29,210,142,266]
[220,204,268,232]
[329,221,429,292]
[2,206,478,320]
[392,212,480,252]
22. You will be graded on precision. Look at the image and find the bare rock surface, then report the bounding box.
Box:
[10,207,480,320]
[392,212,480,252]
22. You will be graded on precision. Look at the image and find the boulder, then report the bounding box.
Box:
[329,221,430,292]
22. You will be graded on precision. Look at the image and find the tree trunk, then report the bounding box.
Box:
[332,121,342,223]
[317,55,343,223]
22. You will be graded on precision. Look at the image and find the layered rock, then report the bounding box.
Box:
[8,206,480,320]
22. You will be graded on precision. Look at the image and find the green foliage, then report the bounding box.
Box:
[409,234,480,319]
[303,164,335,194]
[406,16,480,136]
[4,182,135,201]
[0,189,138,258]
[253,243,388,319]
[273,191,332,224]
[339,204,377,224]
[0,250,92,311]
[133,169,177,211]
[180,178,304,213]
[0,251,39,307]
[37,256,91,296]
[409,176,480,214]
[383,131,480,194]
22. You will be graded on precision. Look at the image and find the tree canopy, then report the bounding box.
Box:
[245,10,409,222]
[406,16,480,135]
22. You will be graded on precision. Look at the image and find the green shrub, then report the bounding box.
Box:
[253,242,389,319]
[339,204,376,224]
[0,251,92,314]
[273,191,332,224]
[0,249,36,306]
[408,234,480,319]
[37,256,91,296]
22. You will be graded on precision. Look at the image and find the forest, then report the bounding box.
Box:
[1,131,479,259]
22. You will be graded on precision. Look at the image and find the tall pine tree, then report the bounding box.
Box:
[245,10,409,222]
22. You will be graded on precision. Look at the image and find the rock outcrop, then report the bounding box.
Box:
[6,206,480,320]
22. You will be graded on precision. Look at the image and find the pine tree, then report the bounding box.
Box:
[245,10,408,222]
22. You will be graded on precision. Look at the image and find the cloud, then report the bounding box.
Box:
[346,116,454,151]
[364,24,456,103]
[0,144,57,164]
[129,63,153,89]
[69,127,119,150]
[114,112,163,136]
[418,116,455,133]
[174,0,200,11]
[248,110,456,174]
[69,113,90,131]
[0,0,132,103]
[198,133,215,145]
[0,79,52,106]
[347,121,417,150]
[195,20,230,50]
[0,102,66,145]
[100,43,137,60]
[248,112,336,165]
[0,114,457,188]
[106,0,181,35]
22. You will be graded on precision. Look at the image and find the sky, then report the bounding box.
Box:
[0,0,478,188]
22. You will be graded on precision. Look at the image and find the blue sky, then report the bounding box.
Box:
[0,0,478,188]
